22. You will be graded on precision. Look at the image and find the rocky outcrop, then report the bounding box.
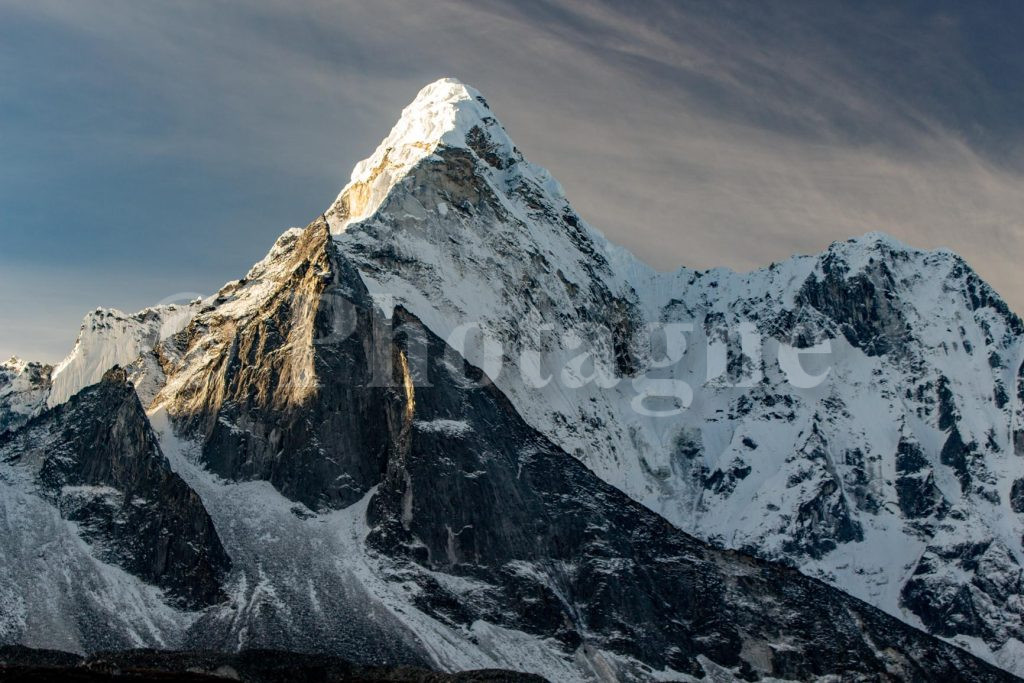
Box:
[154,224,393,512]
[902,531,1024,647]
[895,438,948,521]
[0,358,52,435]
[0,367,230,609]
[795,247,913,356]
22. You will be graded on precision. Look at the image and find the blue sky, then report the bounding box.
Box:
[2,0,1023,361]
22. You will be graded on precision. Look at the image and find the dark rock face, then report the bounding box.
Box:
[902,526,1024,647]
[941,427,977,493]
[897,470,946,520]
[796,249,912,356]
[164,224,392,512]
[782,476,864,559]
[896,439,948,520]
[777,435,864,560]
[0,646,544,682]
[1011,479,1024,514]
[352,308,1009,680]
[0,368,230,608]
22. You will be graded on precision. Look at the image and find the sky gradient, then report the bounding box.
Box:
[2,0,1023,362]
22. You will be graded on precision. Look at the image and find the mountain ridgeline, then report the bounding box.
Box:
[1,78,1023,681]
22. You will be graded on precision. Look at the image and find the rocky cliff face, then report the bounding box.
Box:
[151,224,392,512]
[0,358,52,435]
[0,367,230,610]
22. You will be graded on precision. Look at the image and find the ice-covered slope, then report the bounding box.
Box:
[329,78,1024,673]
[0,302,203,433]
[48,303,202,408]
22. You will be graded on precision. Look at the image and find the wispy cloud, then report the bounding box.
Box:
[1,0,1022,361]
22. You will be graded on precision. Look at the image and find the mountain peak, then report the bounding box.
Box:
[326,78,521,234]
[377,77,493,152]
[100,365,129,386]
[1,357,48,376]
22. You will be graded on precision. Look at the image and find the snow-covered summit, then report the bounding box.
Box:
[366,77,497,155]
[326,78,485,232]
[325,77,564,235]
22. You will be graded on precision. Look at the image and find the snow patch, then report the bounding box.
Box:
[414,419,473,437]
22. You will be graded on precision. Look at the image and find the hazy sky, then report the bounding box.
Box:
[2,0,1023,362]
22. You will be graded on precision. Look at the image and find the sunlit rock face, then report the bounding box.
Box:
[150,222,394,512]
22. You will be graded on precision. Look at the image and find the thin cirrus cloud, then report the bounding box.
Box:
[0,0,1022,362]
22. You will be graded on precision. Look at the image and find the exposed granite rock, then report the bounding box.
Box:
[160,223,391,512]
[796,250,911,357]
[902,532,1024,646]
[896,438,948,520]
[0,367,230,608]
[942,426,977,493]
[1012,479,1024,514]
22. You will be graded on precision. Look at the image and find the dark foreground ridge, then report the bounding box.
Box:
[0,366,230,610]
[0,646,546,682]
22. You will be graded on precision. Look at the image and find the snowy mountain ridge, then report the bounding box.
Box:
[4,217,1014,681]
[47,302,203,408]
[2,77,1024,680]
[326,79,1024,674]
